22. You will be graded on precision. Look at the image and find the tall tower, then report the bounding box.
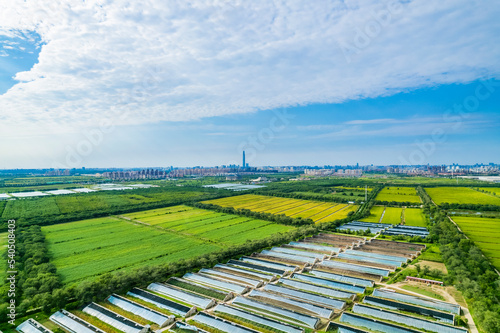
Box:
[242,151,246,168]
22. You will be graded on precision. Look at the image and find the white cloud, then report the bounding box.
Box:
[0,0,499,137]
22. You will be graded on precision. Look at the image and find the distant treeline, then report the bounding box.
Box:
[0,226,64,319]
[0,218,355,324]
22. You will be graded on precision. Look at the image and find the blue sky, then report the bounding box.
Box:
[0,1,499,168]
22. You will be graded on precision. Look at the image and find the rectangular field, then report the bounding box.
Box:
[404,208,427,227]
[375,187,421,203]
[426,187,500,206]
[360,206,386,223]
[43,206,294,283]
[203,194,358,224]
[452,216,500,270]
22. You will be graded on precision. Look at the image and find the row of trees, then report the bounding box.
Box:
[190,202,315,226]
[0,187,231,231]
[0,226,65,319]
[439,203,500,212]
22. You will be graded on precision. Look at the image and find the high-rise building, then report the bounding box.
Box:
[243,151,246,168]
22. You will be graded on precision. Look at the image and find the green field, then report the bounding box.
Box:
[426,187,500,206]
[43,205,294,283]
[203,194,358,224]
[361,206,409,224]
[452,216,500,270]
[376,187,421,203]
[404,208,427,227]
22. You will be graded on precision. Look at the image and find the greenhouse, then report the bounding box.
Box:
[213,304,304,333]
[288,241,340,254]
[260,250,317,264]
[344,249,408,263]
[249,289,333,318]
[49,310,105,333]
[232,296,320,329]
[270,247,326,259]
[321,260,391,277]
[147,283,216,309]
[192,312,259,333]
[107,294,173,327]
[214,264,275,281]
[278,278,355,299]
[352,304,468,333]
[240,256,297,272]
[228,259,287,275]
[263,283,346,310]
[291,273,365,294]
[183,273,250,294]
[372,289,461,314]
[336,252,402,267]
[363,296,455,324]
[16,319,54,333]
[127,288,196,317]
[309,269,374,287]
[199,268,263,288]
[83,302,145,333]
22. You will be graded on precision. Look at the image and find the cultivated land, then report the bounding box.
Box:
[404,208,427,227]
[426,187,500,205]
[451,216,500,270]
[477,187,500,196]
[0,232,6,287]
[375,186,421,203]
[43,205,294,283]
[0,187,219,228]
[361,206,426,226]
[203,194,358,223]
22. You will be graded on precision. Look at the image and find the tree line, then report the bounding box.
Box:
[0,219,352,324]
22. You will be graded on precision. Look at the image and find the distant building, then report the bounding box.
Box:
[242,151,246,168]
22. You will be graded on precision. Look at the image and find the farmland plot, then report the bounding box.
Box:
[376,187,421,203]
[360,206,386,223]
[204,194,357,224]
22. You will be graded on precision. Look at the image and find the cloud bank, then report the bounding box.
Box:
[0,0,499,135]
